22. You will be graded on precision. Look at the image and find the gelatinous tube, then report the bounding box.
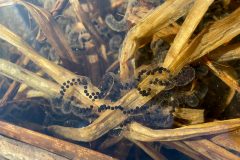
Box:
[71,104,92,117]
[173,66,195,86]
[168,97,179,108]
[72,106,82,117]
[159,99,169,108]
[51,97,60,106]
[184,94,199,107]
[159,98,177,112]
[63,120,89,128]
[163,80,175,91]
[105,0,138,32]
[151,39,169,63]
[109,35,123,52]
[148,0,165,5]
[195,65,209,77]
[195,83,208,99]
[105,14,128,32]
[51,106,63,115]
[61,100,72,114]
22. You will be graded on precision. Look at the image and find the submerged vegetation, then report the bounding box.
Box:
[0,0,240,159]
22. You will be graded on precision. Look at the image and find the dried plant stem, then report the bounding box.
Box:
[99,136,123,150]
[170,6,240,73]
[106,60,119,72]
[25,90,51,99]
[188,7,240,63]
[0,0,78,64]
[183,138,240,160]
[119,0,195,80]
[0,81,20,107]
[153,24,180,43]
[209,43,240,62]
[0,120,115,160]
[162,141,206,160]
[123,119,240,142]
[0,24,73,82]
[48,110,127,142]
[174,107,204,124]
[163,0,213,68]
[211,129,240,153]
[50,0,69,17]
[48,2,240,142]
[128,139,167,160]
[0,80,5,91]
[213,87,236,117]
[204,58,240,92]
[0,24,106,107]
[0,59,59,97]
[111,0,125,9]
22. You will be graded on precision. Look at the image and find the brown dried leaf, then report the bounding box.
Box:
[18,1,78,64]
[0,0,78,64]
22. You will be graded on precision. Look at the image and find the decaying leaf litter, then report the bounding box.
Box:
[0,0,240,159]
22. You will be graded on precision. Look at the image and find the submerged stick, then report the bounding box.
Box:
[0,135,68,160]
[0,120,115,160]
